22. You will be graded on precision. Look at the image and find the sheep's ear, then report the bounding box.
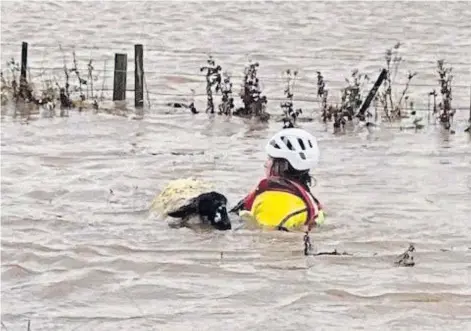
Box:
[167,199,198,219]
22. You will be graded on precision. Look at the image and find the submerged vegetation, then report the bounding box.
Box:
[280,69,303,128]
[379,42,417,121]
[183,56,270,120]
[233,60,269,121]
[199,55,222,114]
[435,59,455,130]
[318,68,372,132]
[1,45,115,119]
[316,43,424,133]
[2,41,469,133]
[192,42,467,135]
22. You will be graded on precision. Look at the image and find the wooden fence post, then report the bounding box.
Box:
[134,44,144,108]
[357,68,387,118]
[20,41,28,81]
[113,53,127,101]
[19,42,28,96]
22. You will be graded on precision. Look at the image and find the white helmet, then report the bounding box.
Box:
[265,128,320,171]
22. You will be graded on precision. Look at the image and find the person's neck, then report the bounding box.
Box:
[270,174,310,191]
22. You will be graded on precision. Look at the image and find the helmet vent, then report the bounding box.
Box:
[270,140,281,149]
[298,138,306,150]
[299,152,306,160]
[281,136,295,151]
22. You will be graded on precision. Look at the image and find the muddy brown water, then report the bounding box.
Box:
[1,1,471,331]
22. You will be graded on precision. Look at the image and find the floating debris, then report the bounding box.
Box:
[394,243,416,267]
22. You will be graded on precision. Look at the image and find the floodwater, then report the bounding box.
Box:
[1,1,471,331]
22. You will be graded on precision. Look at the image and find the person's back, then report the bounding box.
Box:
[238,128,325,231]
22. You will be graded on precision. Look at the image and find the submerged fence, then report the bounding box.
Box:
[1,41,471,120]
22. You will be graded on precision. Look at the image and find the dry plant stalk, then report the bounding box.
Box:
[218,72,234,115]
[341,69,370,120]
[2,45,102,118]
[233,60,269,120]
[281,69,302,128]
[379,42,417,120]
[200,55,222,114]
[1,58,56,118]
[436,59,455,130]
[316,68,370,132]
[317,71,341,126]
[316,71,328,122]
[87,59,94,99]
[70,51,86,101]
[57,44,73,115]
[1,59,20,107]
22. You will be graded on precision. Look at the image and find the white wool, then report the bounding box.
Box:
[149,177,215,216]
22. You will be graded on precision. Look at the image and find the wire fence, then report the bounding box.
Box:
[21,65,471,89]
[2,41,471,66]
[1,41,470,115]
